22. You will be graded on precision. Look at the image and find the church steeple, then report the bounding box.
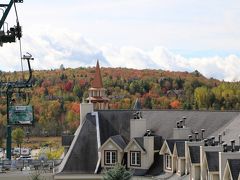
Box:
[86,60,109,110]
[92,60,103,88]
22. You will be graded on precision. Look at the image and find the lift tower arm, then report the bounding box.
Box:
[0,0,23,46]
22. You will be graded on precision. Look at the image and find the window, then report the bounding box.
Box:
[104,150,117,165]
[130,151,141,166]
[165,154,172,170]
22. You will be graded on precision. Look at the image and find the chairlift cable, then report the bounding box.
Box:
[13,1,20,24]
[19,38,24,80]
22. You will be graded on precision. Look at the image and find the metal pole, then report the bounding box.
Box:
[0,0,14,29]
[6,125,11,160]
[6,87,12,160]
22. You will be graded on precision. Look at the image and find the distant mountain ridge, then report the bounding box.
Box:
[0,66,239,136]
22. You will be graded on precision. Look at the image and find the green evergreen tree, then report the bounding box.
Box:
[103,163,133,180]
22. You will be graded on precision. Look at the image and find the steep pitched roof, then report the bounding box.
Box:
[228,159,240,180]
[165,140,176,153]
[59,113,98,174]
[146,152,163,176]
[175,141,185,157]
[154,136,162,151]
[110,135,127,150]
[91,61,103,88]
[189,146,200,164]
[142,110,240,139]
[205,151,219,172]
[58,110,240,174]
[134,137,145,151]
[166,139,185,154]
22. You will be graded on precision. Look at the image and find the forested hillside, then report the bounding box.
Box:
[0,66,239,136]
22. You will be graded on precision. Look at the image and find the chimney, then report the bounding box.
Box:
[182,116,186,127]
[204,139,208,146]
[201,129,205,140]
[223,143,227,152]
[173,122,191,139]
[231,140,235,152]
[146,129,152,136]
[194,132,199,141]
[239,135,240,147]
[211,136,215,146]
[189,135,193,142]
[218,134,222,145]
[239,135,240,151]
[130,118,147,139]
[177,121,180,128]
[143,136,154,167]
[80,102,93,127]
[179,120,183,128]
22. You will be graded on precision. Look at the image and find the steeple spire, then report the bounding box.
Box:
[87,60,109,110]
[92,60,103,88]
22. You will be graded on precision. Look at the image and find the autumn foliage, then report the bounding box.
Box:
[170,100,181,109]
[0,66,239,136]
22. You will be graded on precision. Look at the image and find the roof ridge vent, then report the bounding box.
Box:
[182,116,186,127]
[223,143,227,152]
[194,131,199,141]
[231,139,235,152]
[201,129,205,140]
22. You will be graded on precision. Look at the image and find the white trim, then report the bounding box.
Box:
[99,138,124,152]
[223,161,232,180]
[160,140,172,155]
[92,112,101,174]
[130,151,141,166]
[105,151,117,165]
[124,139,145,153]
[56,118,86,173]
[56,111,101,174]
[165,154,172,170]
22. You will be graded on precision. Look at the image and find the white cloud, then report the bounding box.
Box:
[103,45,240,81]
[0,31,240,82]
[12,0,240,52]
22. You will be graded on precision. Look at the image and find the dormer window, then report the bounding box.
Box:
[130,151,141,166]
[165,154,172,170]
[104,150,117,165]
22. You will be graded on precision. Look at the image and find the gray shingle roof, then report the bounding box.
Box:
[98,110,133,144]
[154,136,162,151]
[142,110,240,139]
[165,139,185,154]
[134,137,145,151]
[60,113,98,174]
[166,139,175,153]
[205,151,219,172]
[228,159,240,180]
[58,110,240,174]
[146,152,163,176]
[110,135,127,150]
[189,146,200,164]
[176,141,185,157]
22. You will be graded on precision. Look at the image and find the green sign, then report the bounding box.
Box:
[9,106,34,125]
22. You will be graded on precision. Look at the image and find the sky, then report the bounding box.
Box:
[0,0,240,81]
